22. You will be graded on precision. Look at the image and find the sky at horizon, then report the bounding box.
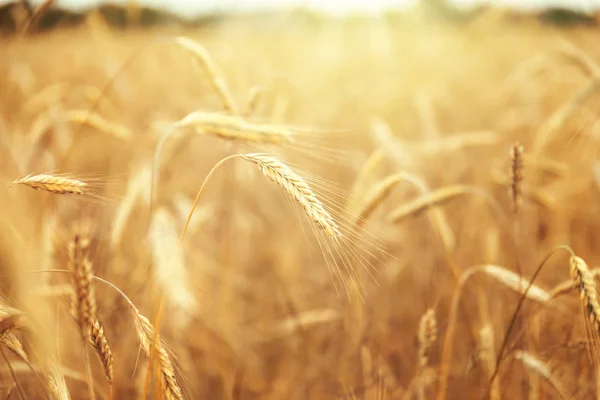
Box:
[0,0,597,15]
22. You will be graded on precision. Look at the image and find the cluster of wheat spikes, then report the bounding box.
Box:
[7,16,600,400]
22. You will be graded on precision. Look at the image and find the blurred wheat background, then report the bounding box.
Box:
[1,0,600,399]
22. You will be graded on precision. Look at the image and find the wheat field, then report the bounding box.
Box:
[1,3,600,399]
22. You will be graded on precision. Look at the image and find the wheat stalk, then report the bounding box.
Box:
[417,308,437,400]
[11,173,87,195]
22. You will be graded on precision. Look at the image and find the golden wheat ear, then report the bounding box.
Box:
[11,173,88,195]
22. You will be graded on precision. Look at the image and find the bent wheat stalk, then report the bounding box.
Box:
[181,153,341,243]
[354,173,406,228]
[387,185,472,223]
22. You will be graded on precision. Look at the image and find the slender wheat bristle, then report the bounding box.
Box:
[514,351,569,399]
[68,234,97,341]
[240,153,341,237]
[132,309,183,400]
[12,173,87,195]
[66,109,131,140]
[176,110,292,144]
[387,185,469,223]
[509,142,524,213]
[355,173,405,228]
[417,308,437,369]
[174,36,240,115]
[89,320,113,385]
[570,256,600,337]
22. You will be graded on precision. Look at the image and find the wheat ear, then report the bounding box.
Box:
[174,37,240,115]
[133,309,183,400]
[175,111,292,144]
[240,153,341,237]
[67,233,97,400]
[11,173,87,195]
[417,309,436,400]
[181,153,341,243]
[66,109,131,140]
[509,142,524,213]
[89,320,113,387]
[513,351,569,399]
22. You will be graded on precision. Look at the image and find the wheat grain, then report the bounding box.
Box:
[240,153,341,237]
[570,256,600,345]
[11,173,87,195]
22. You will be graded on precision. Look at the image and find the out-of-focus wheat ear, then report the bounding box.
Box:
[509,142,524,213]
[347,149,386,216]
[557,39,600,77]
[417,308,437,400]
[174,37,240,115]
[534,73,600,151]
[370,118,415,170]
[354,173,405,228]
[132,308,183,400]
[22,0,55,33]
[415,131,499,155]
[240,153,342,237]
[175,111,293,144]
[66,109,131,140]
[149,208,197,327]
[513,351,569,400]
[47,364,71,400]
[244,85,263,117]
[387,185,470,223]
[11,173,87,196]
[89,320,113,387]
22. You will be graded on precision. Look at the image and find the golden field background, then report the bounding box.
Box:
[1,5,600,399]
